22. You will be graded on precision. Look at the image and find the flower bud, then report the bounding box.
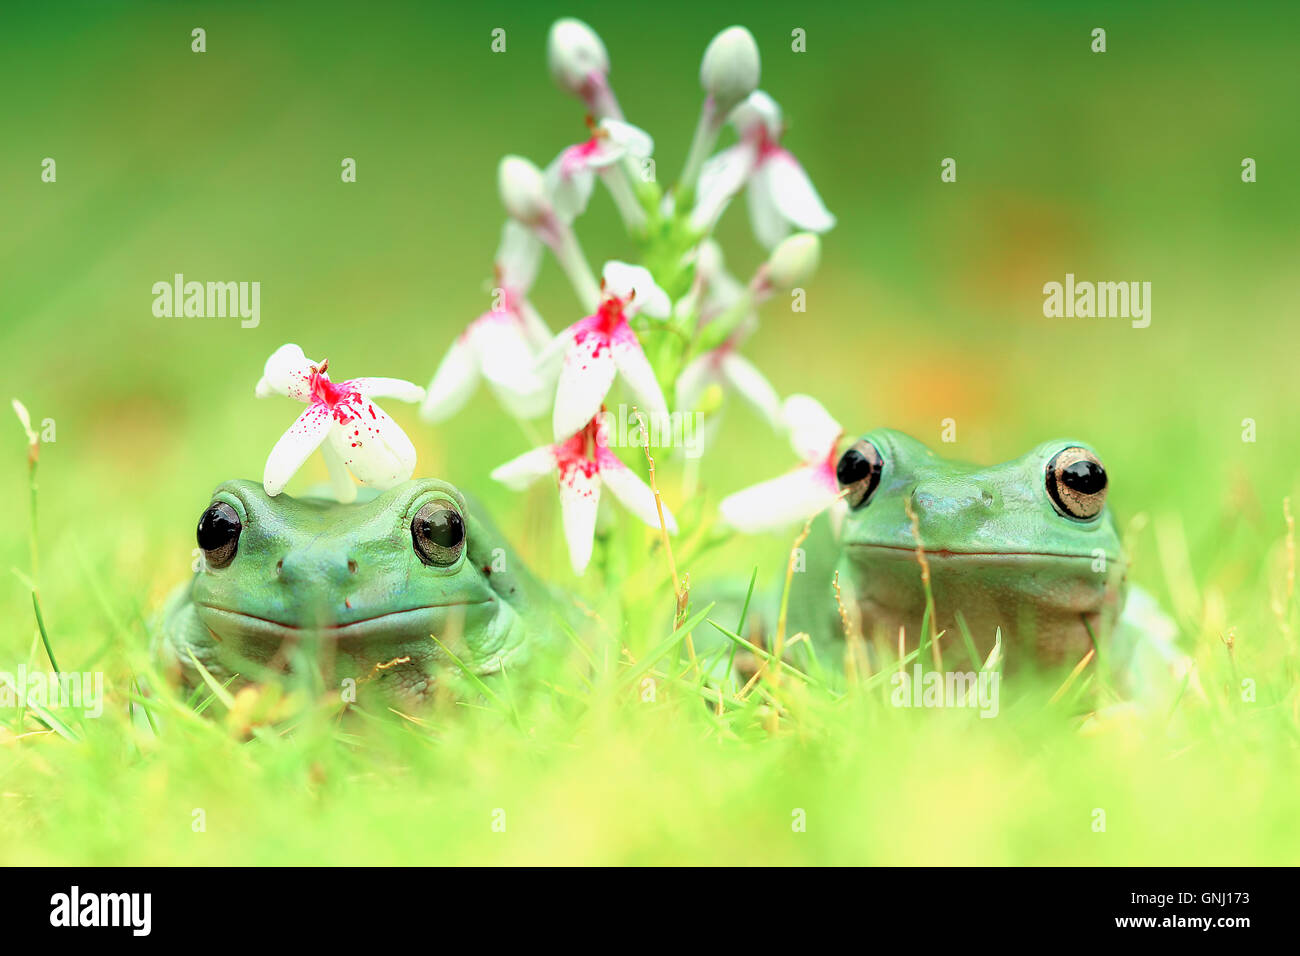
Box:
[498,155,550,225]
[699,26,760,114]
[766,233,821,289]
[11,398,37,447]
[548,18,609,97]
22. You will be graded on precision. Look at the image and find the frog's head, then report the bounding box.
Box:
[830,429,1126,667]
[189,479,527,694]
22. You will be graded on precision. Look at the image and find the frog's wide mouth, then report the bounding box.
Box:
[195,600,495,645]
[844,542,1120,564]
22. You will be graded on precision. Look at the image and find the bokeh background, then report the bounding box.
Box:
[2,1,1298,865]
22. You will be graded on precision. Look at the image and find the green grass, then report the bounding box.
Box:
[3,0,1300,865]
[2,440,1297,864]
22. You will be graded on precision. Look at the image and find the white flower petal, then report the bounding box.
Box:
[720,352,781,426]
[766,151,836,234]
[489,378,553,420]
[690,143,755,232]
[719,465,840,534]
[263,403,332,496]
[598,450,676,533]
[610,326,667,420]
[747,161,793,249]
[327,398,416,489]
[729,90,782,139]
[475,316,546,391]
[320,440,358,503]
[420,337,480,424]
[558,462,601,574]
[675,353,720,411]
[10,398,37,445]
[553,322,617,440]
[601,261,671,319]
[782,394,843,462]
[496,220,542,293]
[258,343,316,401]
[599,119,654,160]
[490,445,557,491]
[546,152,597,222]
[349,377,425,404]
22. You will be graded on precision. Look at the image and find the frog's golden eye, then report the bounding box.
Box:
[1046,446,1107,520]
[412,501,466,567]
[197,502,241,569]
[836,439,884,509]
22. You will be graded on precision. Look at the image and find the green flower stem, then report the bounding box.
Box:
[546,218,600,312]
[601,165,647,233]
[677,98,723,205]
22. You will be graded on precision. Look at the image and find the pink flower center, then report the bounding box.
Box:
[747,122,784,162]
[562,129,607,175]
[308,364,361,424]
[554,417,604,482]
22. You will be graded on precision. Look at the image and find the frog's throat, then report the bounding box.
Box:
[195,600,496,645]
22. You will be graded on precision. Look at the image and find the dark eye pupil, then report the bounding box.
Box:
[1061,460,1105,494]
[197,504,239,550]
[836,449,869,486]
[420,509,464,548]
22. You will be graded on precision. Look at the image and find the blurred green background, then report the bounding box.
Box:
[3,0,1298,598]
[2,1,1298,864]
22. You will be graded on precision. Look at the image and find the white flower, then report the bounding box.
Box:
[546,119,654,223]
[256,344,424,503]
[718,394,846,533]
[421,221,553,423]
[542,261,672,441]
[692,91,835,247]
[491,417,676,575]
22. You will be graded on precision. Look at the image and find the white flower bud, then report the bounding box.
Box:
[498,155,550,225]
[766,233,821,289]
[11,398,37,447]
[547,18,609,97]
[699,26,760,114]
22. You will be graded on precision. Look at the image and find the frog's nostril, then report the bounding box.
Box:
[275,559,284,575]
[347,560,358,575]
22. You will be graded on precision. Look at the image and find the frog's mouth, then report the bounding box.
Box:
[844,542,1121,565]
[195,599,496,646]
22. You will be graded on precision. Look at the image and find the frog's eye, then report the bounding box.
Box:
[836,439,884,509]
[1046,446,1108,520]
[197,502,241,569]
[411,500,466,567]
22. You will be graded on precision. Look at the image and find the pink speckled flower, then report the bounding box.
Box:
[543,261,672,441]
[256,344,424,503]
[491,416,676,575]
[718,395,846,533]
[691,91,835,248]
